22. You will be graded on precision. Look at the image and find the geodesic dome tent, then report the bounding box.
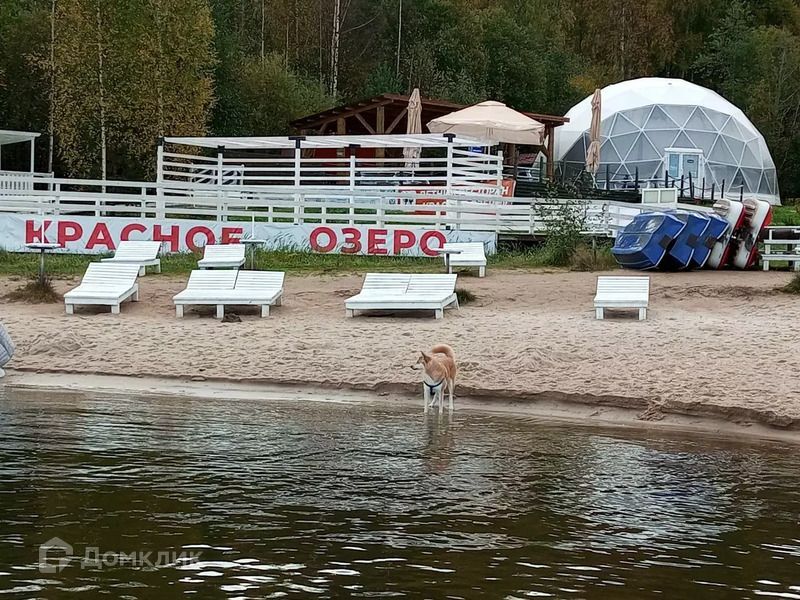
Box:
[555,78,780,204]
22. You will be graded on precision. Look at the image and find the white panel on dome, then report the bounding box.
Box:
[685,108,716,132]
[621,106,654,128]
[741,143,760,168]
[629,160,663,181]
[703,108,730,130]
[662,105,695,128]
[610,114,639,136]
[644,106,679,130]
[671,131,695,149]
[765,169,778,194]
[600,139,623,162]
[707,163,738,189]
[708,137,736,164]
[721,118,743,139]
[645,129,679,153]
[758,172,771,195]
[610,131,639,156]
[741,167,762,192]
[625,133,661,161]
[684,130,717,153]
[722,135,745,162]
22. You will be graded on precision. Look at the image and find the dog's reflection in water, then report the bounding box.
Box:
[422,411,455,475]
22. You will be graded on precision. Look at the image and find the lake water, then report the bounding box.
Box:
[0,386,799,599]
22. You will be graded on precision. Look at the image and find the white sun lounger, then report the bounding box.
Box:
[173,270,285,318]
[594,276,650,320]
[64,263,141,315]
[197,244,245,269]
[101,240,162,275]
[345,273,459,319]
[443,242,487,277]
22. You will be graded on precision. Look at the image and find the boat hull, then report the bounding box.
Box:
[612,213,686,270]
[707,200,745,269]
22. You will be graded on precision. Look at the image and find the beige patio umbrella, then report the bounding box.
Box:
[427,100,544,145]
[585,88,602,175]
[403,88,422,169]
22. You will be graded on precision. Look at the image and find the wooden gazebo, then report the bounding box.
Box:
[290,93,568,179]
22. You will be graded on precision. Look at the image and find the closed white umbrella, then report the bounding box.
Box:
[585,89,602,175]
[427,100,544,145]
[403,88,422,169]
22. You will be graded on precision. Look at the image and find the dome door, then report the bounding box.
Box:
[665,148,704,184]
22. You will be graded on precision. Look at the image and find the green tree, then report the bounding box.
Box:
[217,53,332,136]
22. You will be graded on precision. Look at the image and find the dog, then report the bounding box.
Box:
[416,344,457,411]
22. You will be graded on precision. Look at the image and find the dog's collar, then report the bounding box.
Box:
[424,379,444,393]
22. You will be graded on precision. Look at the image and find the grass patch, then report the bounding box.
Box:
[773,205,800,226]
[782,272,800,294]
[456,287,476,305]
[0,245,586,278]
[569,244,618,272]
[4,278,63,303]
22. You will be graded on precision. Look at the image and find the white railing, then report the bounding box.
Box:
[0,170,53,192]
[160,151,503,197]
[0,172,704,238]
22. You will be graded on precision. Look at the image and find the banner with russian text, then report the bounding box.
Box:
[0,215,496,257]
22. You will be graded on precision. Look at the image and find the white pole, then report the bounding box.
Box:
[445,136,454,196]
[349,149,357,225]
[293,138,302,224]
[30,139,36,173]
[217,145,224,222]
[156,138,165,219]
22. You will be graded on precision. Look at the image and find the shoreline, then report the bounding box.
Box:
[2,269,798,444]
[4,369,799,445]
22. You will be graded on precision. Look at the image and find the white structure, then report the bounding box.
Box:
[159,133,502,197]
[556,78,780,204]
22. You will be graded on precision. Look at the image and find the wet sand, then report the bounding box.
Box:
[1,269,798,434]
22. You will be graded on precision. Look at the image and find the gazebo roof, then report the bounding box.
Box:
[0,130,40,146]
[290,93,568,134]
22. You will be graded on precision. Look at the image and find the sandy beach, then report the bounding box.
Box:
[1,269,798,432]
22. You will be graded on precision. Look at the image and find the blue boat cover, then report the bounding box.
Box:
[663,211,710,270]
[612,212,685,270]
[691,213,729,269]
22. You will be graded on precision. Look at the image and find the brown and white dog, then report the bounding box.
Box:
[416,344,457,411]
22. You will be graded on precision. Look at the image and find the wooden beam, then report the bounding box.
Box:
[376,106,385,158]
[385,108,407,134]
[336,118,347,157]
[354,112,376,134]
[546,125,555,180]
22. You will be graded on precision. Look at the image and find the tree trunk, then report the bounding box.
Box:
[396,0,402,77]
[330,0,340,97]
[95,0,107,181]
[261,0,265,62]
[155,0,165,136]
[47,0,56,174]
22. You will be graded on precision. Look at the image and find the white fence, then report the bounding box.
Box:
[0,171,700,239]
[0,170,53,192]
[159,148,503,197]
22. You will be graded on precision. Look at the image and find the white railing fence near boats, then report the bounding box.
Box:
[0,172,700,238]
